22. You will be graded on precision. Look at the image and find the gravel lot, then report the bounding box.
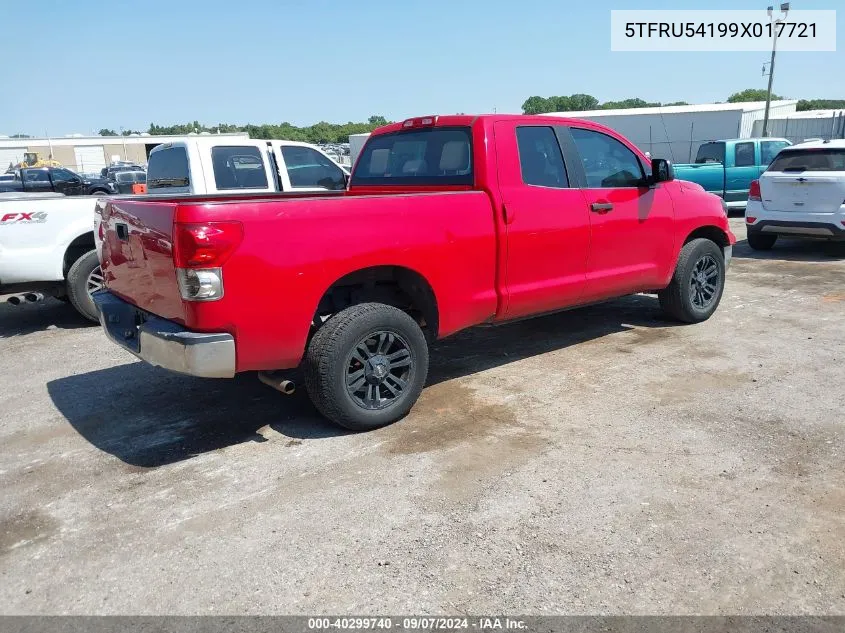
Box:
[1,218,843,615]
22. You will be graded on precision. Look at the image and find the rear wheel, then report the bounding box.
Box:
[66,250,103,322]
[304,303,429,431]
[658,238,725,323]
[747,232,777,250]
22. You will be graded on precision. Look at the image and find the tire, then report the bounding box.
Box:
[658,238,726,324]
[66,249,103,323]
[303,302,429,431]
[747,231,777,250]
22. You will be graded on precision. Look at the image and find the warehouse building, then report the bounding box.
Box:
[550,100,798,163]
[0,132,249,176]
[751,109,845,144]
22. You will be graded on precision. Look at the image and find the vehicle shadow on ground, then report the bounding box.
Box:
[732,237,845,262]
[0,299,93,338]
[47,294,677,468]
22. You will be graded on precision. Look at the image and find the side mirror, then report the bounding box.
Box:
[651,158,674,184]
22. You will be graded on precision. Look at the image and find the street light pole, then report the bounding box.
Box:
[120,126,127,162]
[762,2,789,138]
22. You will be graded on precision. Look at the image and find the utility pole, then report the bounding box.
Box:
[762,2,790,137]
[120,126,127,162]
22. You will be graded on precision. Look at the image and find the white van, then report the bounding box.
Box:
[145,138,349,195]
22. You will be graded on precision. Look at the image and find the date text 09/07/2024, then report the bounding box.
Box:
[307,617,527,630]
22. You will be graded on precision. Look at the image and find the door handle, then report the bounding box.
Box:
[503,203,515,225]
[590,202,614,214]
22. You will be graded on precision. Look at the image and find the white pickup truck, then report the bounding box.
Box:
[0,193,102,321]
[2,139,348,323]
[145,138,349,194]
[91,137,351,270]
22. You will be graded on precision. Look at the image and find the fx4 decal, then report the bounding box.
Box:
[0,212,48,224]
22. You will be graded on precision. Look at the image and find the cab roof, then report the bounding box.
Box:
[371,114,604,136]
[785,138,845,150]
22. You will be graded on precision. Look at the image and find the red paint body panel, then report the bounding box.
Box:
[99,115,735,373]
[101,200,185,322]
[578,186,675,301]
[491,119,591,319]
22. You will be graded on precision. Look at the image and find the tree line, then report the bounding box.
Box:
[9,95,844,140]
[522,89,845,114]
[96,116,391,144]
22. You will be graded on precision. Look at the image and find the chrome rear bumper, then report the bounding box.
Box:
[93,291,236,378]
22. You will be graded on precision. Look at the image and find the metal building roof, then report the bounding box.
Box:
[549,100,799,118]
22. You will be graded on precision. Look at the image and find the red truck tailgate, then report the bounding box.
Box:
[100,199,186,323]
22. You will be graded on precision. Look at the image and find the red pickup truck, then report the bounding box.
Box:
[94,115,735,430]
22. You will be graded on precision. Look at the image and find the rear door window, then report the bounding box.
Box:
[768,149,845,172]
[515,126,569,188]
[280,146,346,190]
[211,146,268,190]
[351,127,472,186]
[147,147,190,189]
[26,170,50,182]
[761,140,790,165]
[734,142,755,167]
[695,142,726,164]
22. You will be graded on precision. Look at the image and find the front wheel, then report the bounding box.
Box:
[66,250,103,322]
[658,238,726,323]
[303,303,429,431]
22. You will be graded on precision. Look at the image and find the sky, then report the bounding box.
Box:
[0,0,843,136]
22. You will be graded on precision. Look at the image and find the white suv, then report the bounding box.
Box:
[745,139,845,250]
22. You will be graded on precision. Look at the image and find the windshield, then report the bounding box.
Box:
[351,127,473,186]
[115,172,146,183]
[768,148,845,172]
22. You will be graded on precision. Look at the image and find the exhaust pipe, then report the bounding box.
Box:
[258,371,296,395]
[24,292,44,303]
[6,294,26,306]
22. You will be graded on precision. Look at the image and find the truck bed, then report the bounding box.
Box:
[673,163,726,197]
[99,190,500,370]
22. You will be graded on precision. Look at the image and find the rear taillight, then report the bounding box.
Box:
[174,222,242,302]
[97,221,104,240]
[746,216,757,224]
[748,180,761,201]
[174,222,243,268]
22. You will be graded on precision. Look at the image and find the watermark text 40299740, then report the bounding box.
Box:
[611,10,836,52]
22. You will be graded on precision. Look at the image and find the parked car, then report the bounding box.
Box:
[745,139,845,249]
[674,138,792,210]
[0,193,102,320]
[93,114,735,431]
[101,163,145,179]
[111,170,147,194]
[0,167,118,196]
[144,138,349,195]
